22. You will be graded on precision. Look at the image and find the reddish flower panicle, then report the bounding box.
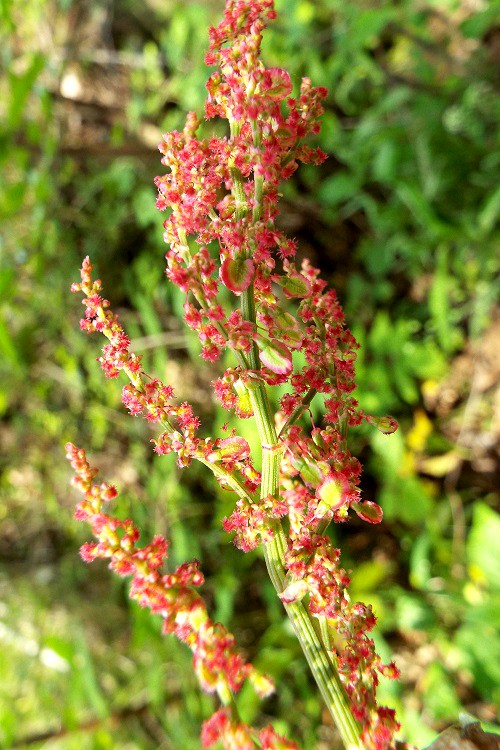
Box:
[65,442,273,709]
[71,1,402,748]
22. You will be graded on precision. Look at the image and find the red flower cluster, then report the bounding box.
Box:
[69,1,403,748]
[202,708,300,750]
[280,534,400,750]
[66,443,276,744]
[154,0,328,379]
[72,258,260,492]
[154,0,401,743]
[71,256,143,380]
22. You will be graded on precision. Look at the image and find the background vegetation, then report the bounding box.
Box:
[1,0,499,748]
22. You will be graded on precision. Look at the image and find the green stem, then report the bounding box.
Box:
[264,530,361,750]
[239,282,362,750]
[229,119,362,747]
[198,457,253,503]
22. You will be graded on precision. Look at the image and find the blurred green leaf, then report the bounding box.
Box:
[69,633,109,723]
[429,245,454,354]
[455,599,500,702]
[460,3,500,38]
[350,559,391,594]
[318,172,362,207]
[478,184,500,236]
[7,52,45,129]
[395,591,435,631]
[422,662,462,722]
[467,503,500,591]
[0,707,16,749]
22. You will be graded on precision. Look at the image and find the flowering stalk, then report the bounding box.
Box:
[68,1,402,748]
[66,443,299,750]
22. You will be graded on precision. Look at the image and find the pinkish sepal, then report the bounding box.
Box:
[256,337,293,375]
[365,414,399,435]
[352,500,383,524]
[220,257,255,293]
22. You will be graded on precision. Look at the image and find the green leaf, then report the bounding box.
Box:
[318,172,361,207]
[349,8,397,49]
[292,455,323,486]
[467,503,500,590]
[72,633,109,721]
[0,706,16,748]
[394,591,435,630]
[429,245,455,354]
[0,316,22,372]
[460,4,500,38]
[478,184,500,236]
[8,52,46,129]
[422,662,462,722]
[455,600,500,701]
[350,559,391,594]
[396,182,449,238]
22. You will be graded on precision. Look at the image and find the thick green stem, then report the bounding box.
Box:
[264,530,362,750]
[228,120,362,746]
[240,279,362,750]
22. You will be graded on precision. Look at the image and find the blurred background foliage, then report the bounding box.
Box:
[0,0,499,747]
